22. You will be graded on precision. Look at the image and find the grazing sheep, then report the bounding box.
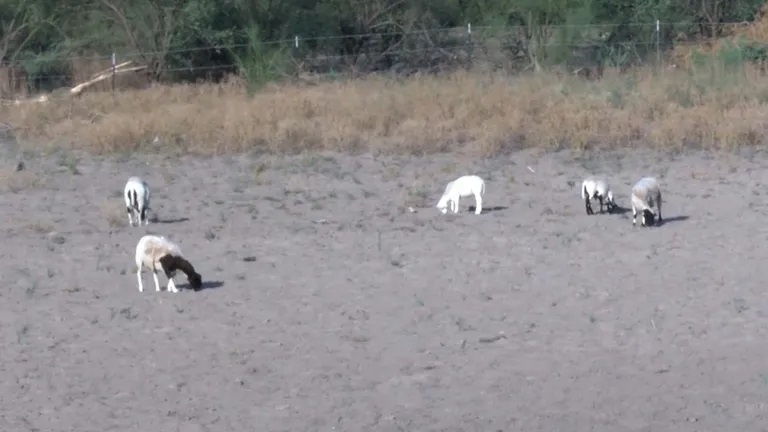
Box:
[134,234,202,293]
[581,176,617,215]
[124,176,151,227]
[436,175,486,215]
[631,177,663,227]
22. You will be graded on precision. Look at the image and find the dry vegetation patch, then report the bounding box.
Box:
[3,66,768,156]
[0,168,44,193]
[99,201,126,228]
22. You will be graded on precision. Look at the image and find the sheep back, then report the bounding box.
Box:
[448,175,485,196]
[136,235,183,269]
[125,177,151,206]
[631,177,661,210]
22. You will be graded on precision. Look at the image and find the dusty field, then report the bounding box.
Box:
[2,146,768,431]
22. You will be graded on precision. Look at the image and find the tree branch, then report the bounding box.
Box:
[99,0,146,62]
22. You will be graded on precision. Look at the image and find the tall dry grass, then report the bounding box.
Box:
[3,63,768,156]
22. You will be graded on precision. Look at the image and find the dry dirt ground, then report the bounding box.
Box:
[2,145,768,432]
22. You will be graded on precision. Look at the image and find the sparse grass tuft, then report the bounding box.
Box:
[26,221,53,234]
[0,169,44,193]
[58,152,81,175]
[100,201,126,228]
[252,160,270,184]
[4,64,768,156]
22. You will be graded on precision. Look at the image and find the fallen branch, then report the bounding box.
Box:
[87,60,134,79]
[70,64,147,96]
[1,61,148,106]
[478,332,507,344]
[0,93,49,106]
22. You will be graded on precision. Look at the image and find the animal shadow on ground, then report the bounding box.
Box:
[182,281,224,291]
[608,205,631,215]
[154,217,190,224]
[469,205,508,214]
[657,215,690,226]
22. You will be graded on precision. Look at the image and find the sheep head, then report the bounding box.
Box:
[436,195,450,214]
[159,254,203,291]
[188,272,203,291]
[641,209,656,226]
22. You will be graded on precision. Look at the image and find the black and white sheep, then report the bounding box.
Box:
[436,175,486,215]
[124,176,151,227]
[134,235,202,293]
[581,176,617,215]
[631,177,663,227]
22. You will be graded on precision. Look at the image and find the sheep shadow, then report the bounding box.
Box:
[658,215,690,226]
[182,280,224,291]
[608,205,631,215]
[468,205,508,215]
[632,215,690,228]
[154,217,190,224]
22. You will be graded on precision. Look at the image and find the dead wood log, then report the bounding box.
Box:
[0,61,148,106]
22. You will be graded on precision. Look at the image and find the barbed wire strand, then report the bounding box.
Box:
[0,21,749,65]
[0,39,714,81]
[0,20,755,65]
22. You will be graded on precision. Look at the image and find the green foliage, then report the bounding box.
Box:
[737,38,768,63]
[685,38,768,93]
[546,0,597,65]
[229,24,290,95]
[0,0,766,90]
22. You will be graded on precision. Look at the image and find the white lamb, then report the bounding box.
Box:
[631,177,663,227]
[134,234,203,293]
[124,176,151,227]
[581,176,616,215]
[436,175,486,215]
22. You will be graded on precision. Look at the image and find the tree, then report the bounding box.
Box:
[96,0,188,80]
[0,0,47,64]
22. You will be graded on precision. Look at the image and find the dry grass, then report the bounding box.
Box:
[0,168,44,193]
[99,201,126,228]
[4,63,768,156]
[671,6,768,69]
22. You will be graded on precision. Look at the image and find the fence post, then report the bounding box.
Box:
[466,22,473,70]
[655,20,660,68]
[293,35,300,79]
[111,52,116,94]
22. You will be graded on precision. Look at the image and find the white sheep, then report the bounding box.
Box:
[135,234,202,293]
[631,177,663,227]
[124,176,151,227]
[436,175,485,215]
[581,176,616,215]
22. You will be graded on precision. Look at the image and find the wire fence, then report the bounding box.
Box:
[1,20,765,97]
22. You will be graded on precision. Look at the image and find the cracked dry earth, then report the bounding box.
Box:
[2,147,768,431]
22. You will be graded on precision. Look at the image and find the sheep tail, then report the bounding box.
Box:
[131,189,139,209]
[126,188,136,209]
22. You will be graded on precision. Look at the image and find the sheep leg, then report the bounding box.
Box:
[657,201,663,224]
[127,208,135,226]
[474,193,482,215]
[598,196,604,213]
[152,271,162,292]
[452,197,459,214]
[584,197,594,215]
[140,207,149,225]
[167,278,179,293]
[136,267,144,292]
[632,204,637,226]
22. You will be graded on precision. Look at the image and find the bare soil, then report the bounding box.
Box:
[2,147,768,431]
